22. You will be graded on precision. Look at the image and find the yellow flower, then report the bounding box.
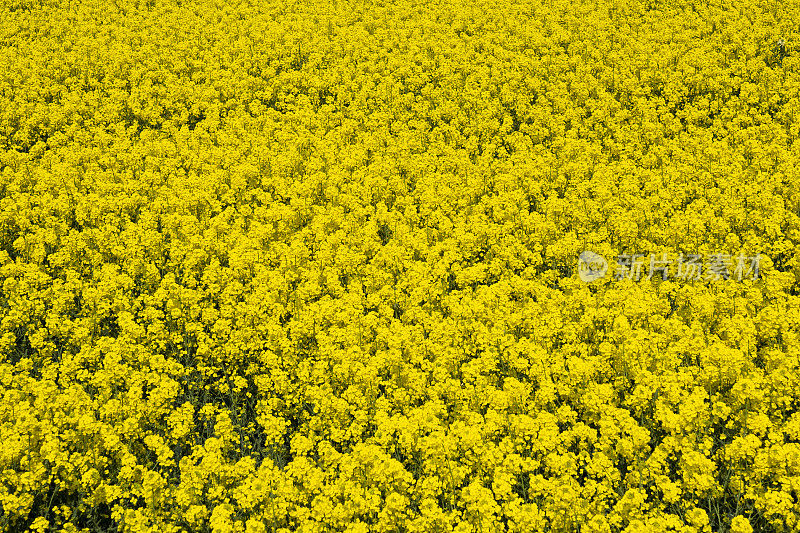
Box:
[729,516,753,533]
[210,503,235,533]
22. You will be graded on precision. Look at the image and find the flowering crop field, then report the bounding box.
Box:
[2,0,800,531]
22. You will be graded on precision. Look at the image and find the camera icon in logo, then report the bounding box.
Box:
[578,251,608,282]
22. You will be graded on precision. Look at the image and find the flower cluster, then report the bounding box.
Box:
[1,0,799,532]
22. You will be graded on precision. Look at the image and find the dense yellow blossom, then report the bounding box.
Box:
[1,0,800,531]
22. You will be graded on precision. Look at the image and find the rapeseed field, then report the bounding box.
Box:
[1,0,800,531]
